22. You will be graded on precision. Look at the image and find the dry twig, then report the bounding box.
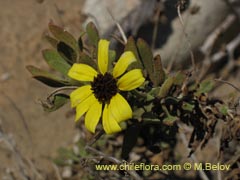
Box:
[200,14,236,55]
[0,122,43,180]
[215,79,240,93]
[151,1,162,49]
[177,122,209,180]
[52,163,63,180]
[87,129,105,146]
[177,3,196,71]
[198,33,240,81]
[107,8,127,44]
[85,145,143,180]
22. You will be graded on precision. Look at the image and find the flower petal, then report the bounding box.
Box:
[102,105,121,134]
[75,94,97,121]
[70,85,92,107]
[98,39,110,74]
[117,69,145,91]
[112,51,136,78]
[68,63,97,81]
[85,100,102,133]
[109,93,132,123]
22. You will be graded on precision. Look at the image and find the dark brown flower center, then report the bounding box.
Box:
[91,73,118,103]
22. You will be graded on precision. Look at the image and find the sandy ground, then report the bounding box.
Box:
[0,0,85,176]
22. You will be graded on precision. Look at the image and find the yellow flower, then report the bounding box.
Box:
[68,39,145,134]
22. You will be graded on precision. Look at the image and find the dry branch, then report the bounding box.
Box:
[85,145,143,180]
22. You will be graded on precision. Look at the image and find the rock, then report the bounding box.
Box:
[83,0,156,37]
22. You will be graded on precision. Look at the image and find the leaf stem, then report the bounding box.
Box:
[47,86,78,100]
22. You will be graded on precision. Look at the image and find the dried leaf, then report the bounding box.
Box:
[42,93,69,112]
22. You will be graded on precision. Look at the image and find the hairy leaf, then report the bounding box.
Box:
[57,41,77,64]
[108,50,116,71]
[173,71,186,85]
[78,36,84,51]
[48,23,78,52]
[44,34,58,48]
[124,36,143,69]
[157,76,174,98]
[137,38,154,81]
[153,54,165,86]
[42,49,71,75]
[86,22,99,47]
[78,52,97,69]
[26,65,71,87]
[182,102,195,112]
[196,80,214,96]
[77,31,85,51]
[54,147,79,165]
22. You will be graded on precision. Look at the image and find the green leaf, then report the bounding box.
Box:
[42,49,71,75]
[78,37,83,51]
[142,112,160,123]
[77,139,89,157]
[78,52,97,69]
[57,41,77,64]
[121,124,141,159]
[77,31,85,51]
[26,65,71,87]
[173,71,185,86]
[86,22,100,47]
[182,102,195,111]
[137,38,154,81]
[44,34,58,48]
[157,76,174,98]
[219,105,228,116]
[124,36,143,69]
[56,147,79,162]
[196,80,214,96]
[41,93,69,112]
[153,54,165,87]
[162,105,178,126]
[48,23,78,52]
[53,157,68,166]
[108,50,116,71]
[163,116,178,126]
[109,50,116,63]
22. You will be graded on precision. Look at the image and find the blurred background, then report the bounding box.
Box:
[0,0,239,179]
